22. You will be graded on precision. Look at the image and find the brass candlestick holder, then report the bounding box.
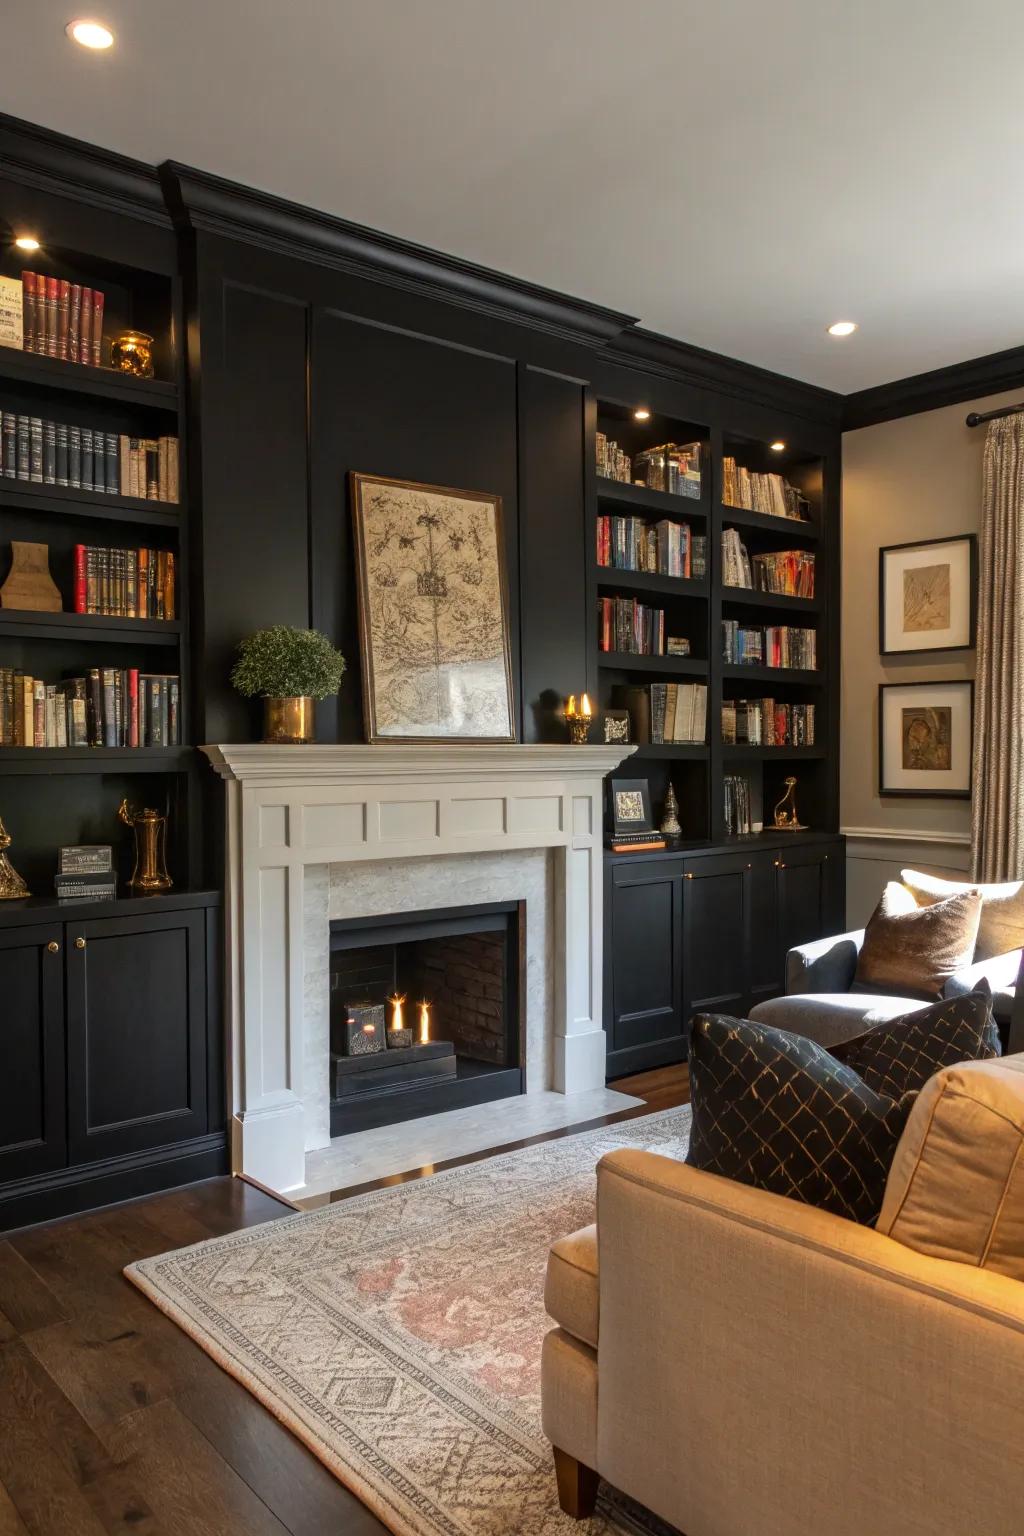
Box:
[118,799,173,893]
[565,692,593,745]
[0,817,29,900]
[773,776,808,832]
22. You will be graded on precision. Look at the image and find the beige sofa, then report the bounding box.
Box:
[542,1061,1024,1535]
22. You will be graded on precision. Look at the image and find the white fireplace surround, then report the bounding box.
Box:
[203,742,635,1191]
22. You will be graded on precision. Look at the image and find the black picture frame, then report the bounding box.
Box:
[878,680,973,799]
[878,534,977,656]
[609,777,654,836]
[602,709,631,745]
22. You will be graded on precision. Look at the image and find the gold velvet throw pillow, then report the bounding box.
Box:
[854,883,981,1000]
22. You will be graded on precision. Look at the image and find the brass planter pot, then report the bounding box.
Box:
[263,696,315,744]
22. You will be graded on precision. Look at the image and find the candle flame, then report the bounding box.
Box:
[581,692,592,718]
[418,1000,431,1045]
[389,993,406,1032]
[565,694,577,718]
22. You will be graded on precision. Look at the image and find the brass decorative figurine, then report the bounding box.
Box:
[0,817,29,900]
[118,799,173,893]
[659,783,682,839]
[564,692,593,745]
[110,330,155,379]
[773,776,808,832]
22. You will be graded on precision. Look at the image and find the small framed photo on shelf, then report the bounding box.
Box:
[878,680,972,798]
[879,535,976,655]
[602,709,631,745]
[609,777,654,837]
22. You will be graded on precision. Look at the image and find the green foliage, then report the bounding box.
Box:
[230,626,346,701]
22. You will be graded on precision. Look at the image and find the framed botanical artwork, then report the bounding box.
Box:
[609,778,654,837]
[878,680,973,798]
[602,709,631,746]
[879,535,977,655]
[350,473,515,742]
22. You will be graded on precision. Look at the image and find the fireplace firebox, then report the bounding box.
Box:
[328,901,524,1136]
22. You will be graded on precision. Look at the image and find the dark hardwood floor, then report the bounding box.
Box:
[0,1066,689,1535]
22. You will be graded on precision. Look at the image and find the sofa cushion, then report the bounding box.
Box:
[854,883,981,1000]
[901,868,1024,962]
[833,991,1000,1099]
[750,992,929,1048]
[544,1224,598,1348]
[687,1013,914,1225]
[878,1056,1024,1280]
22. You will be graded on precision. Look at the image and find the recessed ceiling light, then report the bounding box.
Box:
[66,19,115,49]
[633,407,651,422]
[827,320,857,337]
[14,235,41,252]
[770,441,786,452]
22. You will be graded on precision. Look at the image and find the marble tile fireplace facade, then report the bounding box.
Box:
[203,743,634,1191]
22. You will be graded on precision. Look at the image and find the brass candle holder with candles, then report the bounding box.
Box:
[564,692,593,745]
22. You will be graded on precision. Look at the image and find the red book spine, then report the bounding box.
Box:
[21,271,37,352]
[128,669,139,748]
[91,289,104,366]
[45,276,59,358]
[73,545,87,613]
[56,279,70,361]
[79,288,93,365]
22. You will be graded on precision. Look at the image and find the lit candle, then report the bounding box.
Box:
[389,993,406,1032]
[580,692,592,718]
[565,694,578,718]
[418,1000,431,1045]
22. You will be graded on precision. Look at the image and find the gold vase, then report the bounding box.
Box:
[110,330,155,379]
[263,696,315,744]
[118,800,173,893]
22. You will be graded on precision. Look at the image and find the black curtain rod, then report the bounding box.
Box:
[966,402,1024,426]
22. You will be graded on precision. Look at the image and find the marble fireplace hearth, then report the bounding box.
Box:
[203,742,637,1193]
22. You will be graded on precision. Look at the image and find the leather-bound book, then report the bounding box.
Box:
[68,283,82,362]
[91,289,104,366]
[21,271,37,352]
[45,276,59,357]
[56,279,70,360]
[79,287,92,365]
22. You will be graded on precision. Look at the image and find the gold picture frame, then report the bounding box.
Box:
[350,472,516,743]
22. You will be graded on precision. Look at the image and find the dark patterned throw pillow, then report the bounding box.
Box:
[832,989,999,1099]
[686,1013,914,1225]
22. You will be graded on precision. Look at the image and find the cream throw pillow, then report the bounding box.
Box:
[854,883,981,999]
[901,868,1024,962]
[877,1056,1024,1281]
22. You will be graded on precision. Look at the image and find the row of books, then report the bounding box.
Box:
[597,515,706,579]
[595,431,632,483]
[73,544,176,619]
[615,682,708,744]
[596,434,702,499]
[724,774,754,836]
[598,596,666,656]
[0,667,181,748]
[0,413,179,501]
[721,531,815,596]
[722,621,817,670]
[722,699,816,746]
[722,458,811,521]
[13,271,105,365]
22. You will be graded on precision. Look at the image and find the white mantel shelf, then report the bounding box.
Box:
[202,739,635,1192]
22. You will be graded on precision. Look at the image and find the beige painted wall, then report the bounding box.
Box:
[841,387,1023,923]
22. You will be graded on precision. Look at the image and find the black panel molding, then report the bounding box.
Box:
[0,111,167,225]
[843,344,1024,430]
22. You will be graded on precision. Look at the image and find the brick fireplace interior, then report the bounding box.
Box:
[328,901,525,1136]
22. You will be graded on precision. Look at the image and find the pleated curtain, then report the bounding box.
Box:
[971,414,1024,881]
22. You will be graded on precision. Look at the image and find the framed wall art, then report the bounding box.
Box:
[609,778,654,837]
[878,680,973,798]
[879,534,977,655]
[350,473,515,742]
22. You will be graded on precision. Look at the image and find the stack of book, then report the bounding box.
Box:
[722,699,815,746]
[722,528,752,588]
[722,457,811,521]
[73,544,176,619]
[722,621,816,670]
[633,442,702,498]
[615,683,707,744]
[752,550,815,597]
[597,515,705,579]
[0,667,181,747]
[17,272,105,365]
[724,774,753,835]
[0,412,179,501]
[595,432,632,483]
[598,596,666,655]
[55,844,116,902]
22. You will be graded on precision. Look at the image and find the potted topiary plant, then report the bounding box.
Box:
[230,625,346,743]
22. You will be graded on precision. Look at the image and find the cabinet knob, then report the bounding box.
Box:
[684,872,694,880]
[778,861,786,870]
[47,940,59,954]
[75,936,87,950]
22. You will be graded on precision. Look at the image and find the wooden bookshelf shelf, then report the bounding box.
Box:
[593,565,708,599]
[627,742,708,759]
[0,349,178,410]
[596,477,707,519]
[0,480,180,527]
[0,610,181,645]
[721,744,825,760]
[720,504,820,542]
[0,745,191,775]
[721,588,821,614]
[721,663,822,686]
[598,652,707,676]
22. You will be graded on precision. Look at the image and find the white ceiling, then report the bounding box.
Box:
[2,0,1023,393]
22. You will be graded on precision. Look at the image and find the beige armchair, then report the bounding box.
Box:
[542,1144,1024,1534]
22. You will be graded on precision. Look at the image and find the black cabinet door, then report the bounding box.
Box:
[65,909,208,1164]
[0,923,65,1183]
[682,853,752,1021]
[606,861,685,1075]
[748,851,783,1011]
[774,843,842,972]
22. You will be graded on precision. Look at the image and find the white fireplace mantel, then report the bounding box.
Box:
[203,742,634,1191]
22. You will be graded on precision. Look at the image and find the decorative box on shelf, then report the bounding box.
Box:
[331,1001,386,1057]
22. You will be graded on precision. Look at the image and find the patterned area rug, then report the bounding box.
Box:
[127,1107,692,1535]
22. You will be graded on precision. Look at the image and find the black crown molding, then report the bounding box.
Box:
[843,344,1024,430]
[159,161,639,350]
[0,111,168,226]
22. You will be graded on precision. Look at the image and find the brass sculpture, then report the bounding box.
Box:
[0,816,29,899]
[118,799,173,893]
[659,783,682,839]
[773,776,808,832]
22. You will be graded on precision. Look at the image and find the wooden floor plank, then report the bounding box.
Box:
[0,1242,68,1335]
[0,1481,30,1536]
